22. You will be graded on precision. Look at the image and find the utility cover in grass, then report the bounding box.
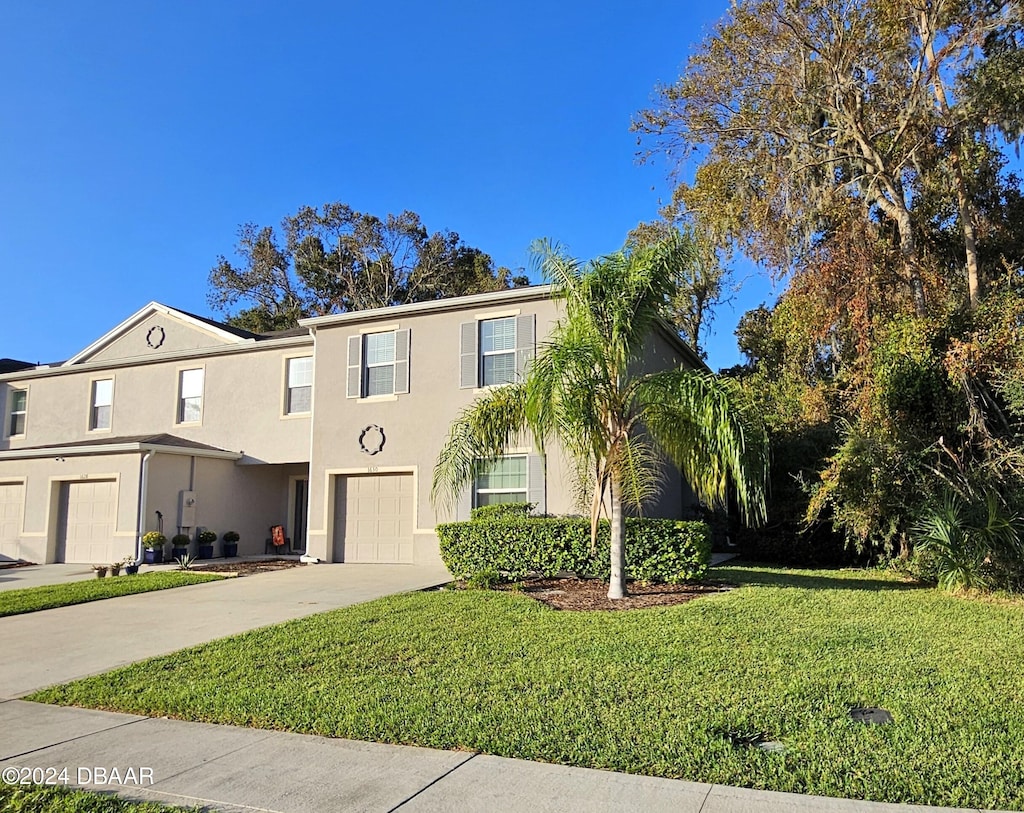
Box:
[850,707,893,725]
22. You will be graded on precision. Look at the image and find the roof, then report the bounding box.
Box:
[0,434,241,461]
[0,358,34,374]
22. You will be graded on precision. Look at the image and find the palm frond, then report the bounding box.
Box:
[614,432,664,513]
[430,384,529,511]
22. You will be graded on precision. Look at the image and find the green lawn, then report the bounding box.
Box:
[29,564,1024,810]
[0,784,197,812]
[0,573,224,617]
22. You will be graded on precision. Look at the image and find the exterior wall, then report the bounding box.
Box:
[0,342,312,463]
[145,456,303,557]
[0,452,141,563]
[89,311,237,363]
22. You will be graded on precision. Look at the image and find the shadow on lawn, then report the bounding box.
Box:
[714,562,928,593]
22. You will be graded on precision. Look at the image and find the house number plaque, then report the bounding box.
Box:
[359,424,386,455]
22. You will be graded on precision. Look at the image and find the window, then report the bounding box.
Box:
[8,389,26,437]
[90,379,113,430]
[480,317,517,386]
[459,314,534,389]
[286,357,313,414]
[178,368,204,423]
[346,329,410,399]
[474,455,528,507]
[364,332,396,397]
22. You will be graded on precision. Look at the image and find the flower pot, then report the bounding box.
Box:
[222,542,238,558]
[171,546,189,560]
[144,548,163,565]
[110,565,121,577]
[125,563,139,575]
[198,544,214,560]
[94,568,108,579]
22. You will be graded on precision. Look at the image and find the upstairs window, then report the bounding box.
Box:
[346,329,410,399]
[90,379,113,430]
[480,318,517,386]
[8,389,26,437]
[365,332,396,397]
[460,314,535,389]
[178,368,204,423]
[286,357,313,414]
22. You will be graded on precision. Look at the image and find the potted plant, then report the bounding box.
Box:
[171,533,191,560]
[122,554,139,575]
[109,560,122,577]
[197,529,217,559]
[92,564,108,578]
[222,530,239,558]
[142,531,166,564]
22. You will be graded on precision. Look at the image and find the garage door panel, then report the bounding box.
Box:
[58,480,117,564]
[333,473,414,563]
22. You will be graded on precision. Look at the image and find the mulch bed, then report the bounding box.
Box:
[499,578,733,611]
[192,558,305,576]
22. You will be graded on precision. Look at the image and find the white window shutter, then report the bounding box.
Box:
[394,329,411,394]
[528,453,546,515]
[516,314,536,378]
[460,321,478,388]
[346,335,362,399]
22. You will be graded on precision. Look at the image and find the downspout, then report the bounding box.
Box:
[134,450,153,565]
[301,325,319,562]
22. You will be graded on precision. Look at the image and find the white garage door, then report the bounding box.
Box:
[57,480,117,564]
[333,473,414,563]
[0,481,25,561]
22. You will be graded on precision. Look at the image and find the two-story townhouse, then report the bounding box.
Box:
[0,287,703,567]
[0,304,313,564]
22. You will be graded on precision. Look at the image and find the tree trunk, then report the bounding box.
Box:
[608,477,627,600]
[894,207,927,318]
[951,147,982,310]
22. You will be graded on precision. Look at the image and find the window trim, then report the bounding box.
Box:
[282,355,313,417]
[6,387,28,439]
[88,377,114,433]
[175,366,205,425]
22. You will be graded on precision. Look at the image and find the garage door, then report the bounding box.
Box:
[57,480,117,564]
[332,473,414,563]
[0,481,25,561]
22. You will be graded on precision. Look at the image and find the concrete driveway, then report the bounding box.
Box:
[0,562,451,699]
[0,563,101,591]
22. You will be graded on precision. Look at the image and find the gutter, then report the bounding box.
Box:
[0,442,242,462]
[134,451,153,566]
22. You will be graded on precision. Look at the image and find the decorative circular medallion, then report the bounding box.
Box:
[146,325,166,349]
[359,424,386,455]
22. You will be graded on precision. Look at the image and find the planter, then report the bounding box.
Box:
[171,546,189,560]
[222,542,238,558]
[125,563,139,575]
[94,567,108,579]
[144,548,163,565]
[197,544,214,560]
[110,565,122,577]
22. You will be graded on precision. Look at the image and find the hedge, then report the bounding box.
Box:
[436,516,711,584]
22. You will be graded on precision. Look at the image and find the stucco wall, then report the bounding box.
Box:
[89,312,238,363]
[1,342,312,463]
[0,452,141,563]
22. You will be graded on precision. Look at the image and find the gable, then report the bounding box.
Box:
[64,304,254,366]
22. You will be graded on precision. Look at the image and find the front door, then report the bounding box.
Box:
[292,478,308,552]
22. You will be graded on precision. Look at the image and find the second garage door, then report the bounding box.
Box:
[332,473,414,563]
[0,481,25,561]
[57,479,117,564]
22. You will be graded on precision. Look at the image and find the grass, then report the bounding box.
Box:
[0,784,197,812]
[29,564,1024,810]
[0,573,224,617]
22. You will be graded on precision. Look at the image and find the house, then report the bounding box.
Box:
[0,286,702,566]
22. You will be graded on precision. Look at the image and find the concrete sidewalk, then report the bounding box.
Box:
[0,700,998,813]
[0,563,452,699]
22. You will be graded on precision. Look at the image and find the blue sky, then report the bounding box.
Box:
[0,1,775,370]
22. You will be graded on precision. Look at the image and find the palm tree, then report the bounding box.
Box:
[432,237,768,599]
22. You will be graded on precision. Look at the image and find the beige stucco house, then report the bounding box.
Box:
[0,286,702,567]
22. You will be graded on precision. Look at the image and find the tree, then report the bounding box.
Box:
[208,203,528,331]
[636,0,1023,315]
[431,239,768,599]
[627,221,731,359]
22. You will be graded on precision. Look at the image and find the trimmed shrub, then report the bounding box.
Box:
[470,502,535,521]
[437,516,711,584]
